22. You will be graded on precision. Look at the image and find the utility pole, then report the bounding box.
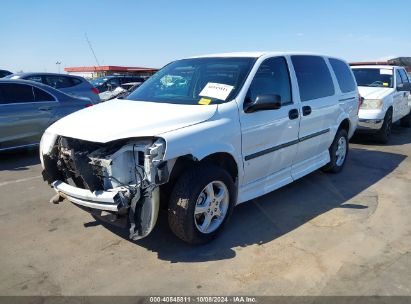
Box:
[56,61,62,74]
[85,33,100,67]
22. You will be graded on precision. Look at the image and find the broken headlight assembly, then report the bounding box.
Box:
[39,131,58,169]
[42,136,168,240]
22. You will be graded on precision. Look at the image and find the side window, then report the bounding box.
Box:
[0,85,5,104]
[33,87,55,102]
[44,76,74,89]
[396,70,403,87]
[399,69,409,83]
[26,75,43,83]
[291,55,335,101]
[329,58,357,93]
[44,76,58,88]
[0,83,35,104]
[246,57,292,106]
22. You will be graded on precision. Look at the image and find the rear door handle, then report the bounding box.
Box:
[38,106,52,111]
[302,106,312,116]
[288,109,299,120]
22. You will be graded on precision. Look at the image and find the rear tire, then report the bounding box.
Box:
[400,110,411,128]
[322,128,348,173]
[376,109,393,144]
[168,164,235,244]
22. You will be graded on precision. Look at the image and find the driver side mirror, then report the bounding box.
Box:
[244,94,282,113]
[398,83,411,92]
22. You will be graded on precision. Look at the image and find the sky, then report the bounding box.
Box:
[1,0,410,73]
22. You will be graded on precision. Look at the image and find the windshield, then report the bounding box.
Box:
[352,68,394,88]
[127,57,256,105]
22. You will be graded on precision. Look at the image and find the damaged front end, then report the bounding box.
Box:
[41,135,169,240]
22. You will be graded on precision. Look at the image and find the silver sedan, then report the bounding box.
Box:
[0,79,96,151]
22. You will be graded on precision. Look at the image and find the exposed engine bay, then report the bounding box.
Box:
[41,136,169,240]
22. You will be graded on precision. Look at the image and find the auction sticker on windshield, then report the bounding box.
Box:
[199,82,234,101]
[380,69,393,75]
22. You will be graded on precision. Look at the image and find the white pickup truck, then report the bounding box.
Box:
[351,65,411,142]
[40,52,359,244]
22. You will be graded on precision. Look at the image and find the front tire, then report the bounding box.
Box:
[322,128,348,173]
[168,164,235,244]
[400,110,411,128]
[376,109,393,144]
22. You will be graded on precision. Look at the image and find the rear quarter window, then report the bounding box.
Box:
[33,87,55,101]
[291,55,335,101]
[329,58,357,93]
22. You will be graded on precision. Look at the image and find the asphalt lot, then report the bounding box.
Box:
[0,126,410,296]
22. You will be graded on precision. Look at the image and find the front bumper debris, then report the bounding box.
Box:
[51,180,130,213]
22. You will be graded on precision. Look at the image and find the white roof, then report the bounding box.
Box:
[189,51,329,59]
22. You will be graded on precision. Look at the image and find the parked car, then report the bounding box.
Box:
[90,75,146,99]
[103,82,143,101]
[6,73,100,103]
[40,52,359,244]
[0,79,96,151]
[351,65,411,143]
[0,69,12,78]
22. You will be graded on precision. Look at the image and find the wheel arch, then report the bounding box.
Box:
[338,118,350,133]
[168,152,239,183]
[159,152,240,208]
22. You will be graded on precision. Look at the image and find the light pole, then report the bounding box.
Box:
[56,61,61,74]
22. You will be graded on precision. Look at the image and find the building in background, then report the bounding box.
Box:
[350,57,411,72]
[64,65,158,79]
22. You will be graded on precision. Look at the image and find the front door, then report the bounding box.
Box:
[0,83,54,149]
[396,69,411,118]
[239,56,300,198]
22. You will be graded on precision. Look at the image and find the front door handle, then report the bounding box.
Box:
[289,109,299,120]
[302,106,312,116]
[38,106,52,111]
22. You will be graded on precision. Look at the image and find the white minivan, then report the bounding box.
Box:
[352,65,411,143]
[40,52,359,244]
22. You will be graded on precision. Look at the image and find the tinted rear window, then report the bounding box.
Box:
[329,58,357,93]
[291,55,335,101]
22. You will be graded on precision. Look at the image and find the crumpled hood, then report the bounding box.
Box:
[46,99,217,143]
[358,86,394,100]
